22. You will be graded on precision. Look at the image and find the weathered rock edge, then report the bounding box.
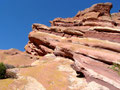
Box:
[25,2,120,90]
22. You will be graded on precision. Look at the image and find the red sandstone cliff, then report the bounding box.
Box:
[0,2,120,90]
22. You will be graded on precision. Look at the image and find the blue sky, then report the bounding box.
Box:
[0,0,120,51]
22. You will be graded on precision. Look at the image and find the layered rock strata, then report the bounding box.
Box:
[0,2,120,90]
[24,2,120,90]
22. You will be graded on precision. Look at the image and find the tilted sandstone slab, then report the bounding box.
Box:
[1,2,120,90]
[25,27,120,89]
[25,41,53,56]
[89,27,120,33]
[53,43,120,90]
[54,42,120,64]
[28,31,120,64]
[24,2,120,90]
[84,31,120,43]
[54,44,120,90]
[67,37,120,53]
[84,27,120,43]
[25,30,64,56]
[32,23,85,37]
[73,54,120,90]
[25,23,120,90]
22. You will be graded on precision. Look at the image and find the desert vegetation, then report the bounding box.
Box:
[0,62,6,79]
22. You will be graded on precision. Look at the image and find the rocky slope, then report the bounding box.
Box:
[0,2,120,90]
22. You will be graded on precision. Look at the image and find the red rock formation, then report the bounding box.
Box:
[24,2,120,90]
[0,49,36,67]
[0,2,120,90]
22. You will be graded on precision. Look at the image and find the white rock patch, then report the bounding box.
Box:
[24,76,46,90]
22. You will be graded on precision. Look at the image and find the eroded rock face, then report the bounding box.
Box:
[0,49,36,67]
[0,2,120,90]
[24,2,120,90]
[75,2,112,18]
[0,54,88,90]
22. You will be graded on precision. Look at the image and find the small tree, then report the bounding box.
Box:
[0,62,6,79]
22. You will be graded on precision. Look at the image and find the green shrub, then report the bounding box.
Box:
[110,63,120,75]
[0,62,6,79]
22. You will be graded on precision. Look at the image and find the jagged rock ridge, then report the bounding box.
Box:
[0,2,120,90]
[25,2,120,90]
